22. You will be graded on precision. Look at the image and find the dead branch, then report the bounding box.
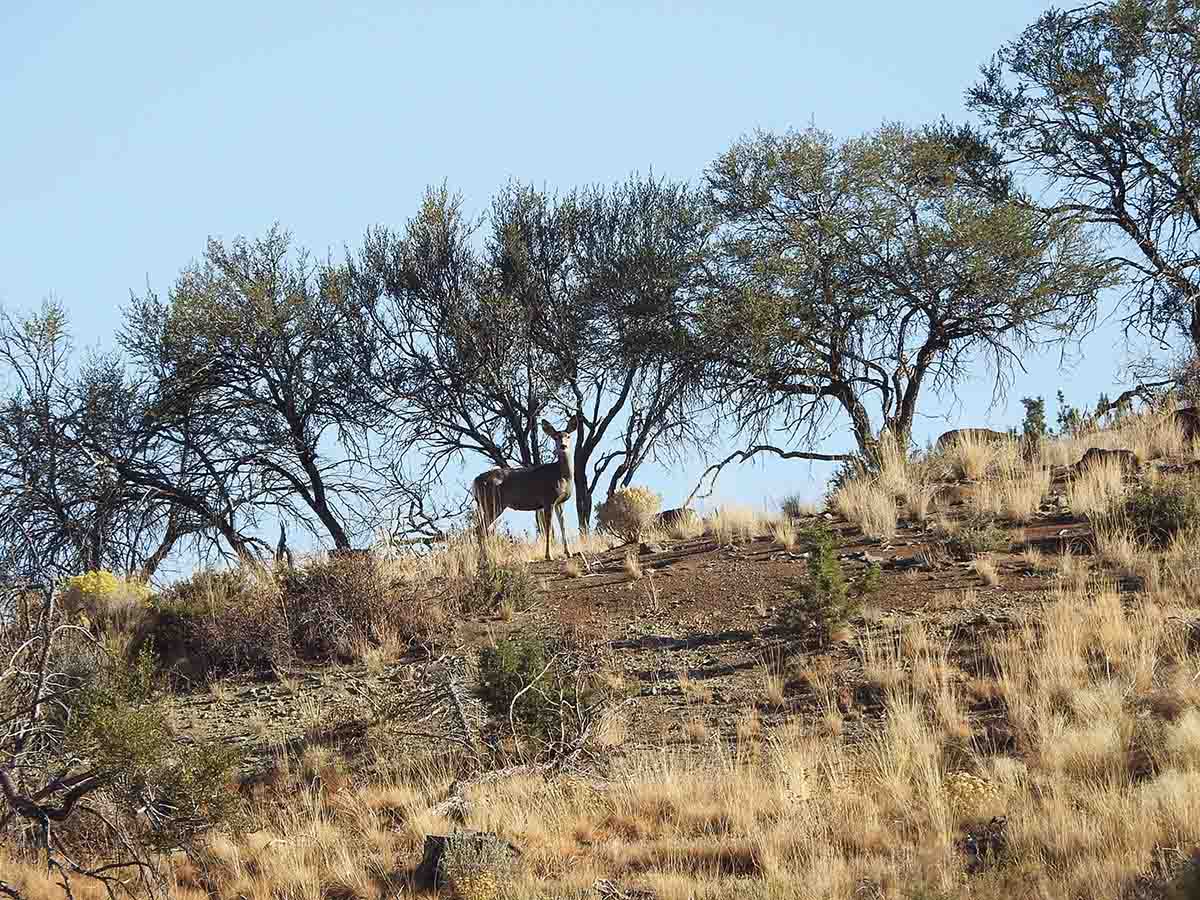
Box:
[684,444,854,508]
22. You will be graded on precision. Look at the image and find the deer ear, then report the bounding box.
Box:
[540,419,555,436]
[563,416,579,434]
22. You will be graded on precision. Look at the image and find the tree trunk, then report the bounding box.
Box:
[574,467,592,534]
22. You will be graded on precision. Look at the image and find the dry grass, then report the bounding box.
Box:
[623,550,644,580]
[397,528,614,584]
[939,430,1020,481]
[678,669,714,704]
[706,504,771,545]
[972,555,1000,587]
[770,518,798,550]
[965,457,1050,524]
[1066,457,1128,520]
[10,572,1200,899]
[760,649,787,709]
[901,480,937,525]
[13,437,1200,900]
[666,510,706,540]
[1040,407,1190,472]
[830,479,898,541]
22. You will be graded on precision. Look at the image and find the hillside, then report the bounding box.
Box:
[5,410,1200,900]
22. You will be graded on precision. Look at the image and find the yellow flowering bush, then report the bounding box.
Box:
[60,569,152,635]
[596,486,662,543]
[943,771,1005,820]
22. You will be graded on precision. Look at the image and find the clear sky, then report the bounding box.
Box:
[0,1,1144,545]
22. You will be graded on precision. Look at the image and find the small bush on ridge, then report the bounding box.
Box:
[944,516,1010,560]
[478,635,588,741]
[780,528,881,644]
[596,486,663,543]
[460,558,539,616]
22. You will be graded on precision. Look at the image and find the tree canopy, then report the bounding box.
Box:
[698,123,1115,460]
[970,0,1200,364]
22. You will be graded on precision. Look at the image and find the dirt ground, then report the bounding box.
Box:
[168,466,1191,774]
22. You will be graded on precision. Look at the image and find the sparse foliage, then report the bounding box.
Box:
[0,581,242,898]
[780,527,879,643]
[971,0,1200,361]
[1119,477,1200,548]
[459,559,540,616]
[122,227,386,551]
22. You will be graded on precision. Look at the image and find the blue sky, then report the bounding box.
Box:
[0,1,1144,546]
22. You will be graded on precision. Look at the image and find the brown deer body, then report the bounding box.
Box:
[473,418,578,561]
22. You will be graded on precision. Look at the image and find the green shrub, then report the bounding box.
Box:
[478,635,582,739]
[1119,477,1200,547]
[68,645,244,850]
[944,516,1010,560]
[596,486,662,543]
[460,559,539,616]
[779,531,881,644]
[1021,396,1047,441]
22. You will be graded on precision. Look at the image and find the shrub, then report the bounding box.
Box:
[459,558,539,616]
[279,554,398,660]
[1021,396,1047,441]
[134,557,448,680]
[67,645,244,851]
[59,569,152,635]
[780,493,818,519]
[1119,477,1200,548]
[596,486,662,543]
[439,833,518,900]
[779,530,880,644]
[478,635,585,740]
[133,569,290,681]
[944,516,1010,560]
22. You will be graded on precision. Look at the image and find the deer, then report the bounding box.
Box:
[473,417,578,561]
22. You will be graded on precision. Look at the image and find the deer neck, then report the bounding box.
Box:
[558,447,574,483]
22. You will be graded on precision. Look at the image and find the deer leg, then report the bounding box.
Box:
[543,505,553,561]
[556,503,569,558]
[475,495,500,553]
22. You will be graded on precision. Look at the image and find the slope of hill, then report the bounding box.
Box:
[5,409,1200,900]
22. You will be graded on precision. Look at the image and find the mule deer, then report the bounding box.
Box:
[473,417,578,561]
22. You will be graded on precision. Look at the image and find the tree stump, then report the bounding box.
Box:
[413,831,521,889]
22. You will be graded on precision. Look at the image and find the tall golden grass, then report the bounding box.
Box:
[1040,407,1190,468]
[831,479,898,540]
